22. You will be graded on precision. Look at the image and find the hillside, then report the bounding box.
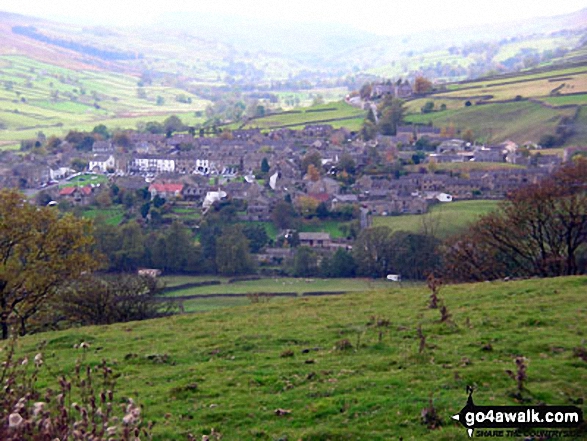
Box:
[15,276,587,440]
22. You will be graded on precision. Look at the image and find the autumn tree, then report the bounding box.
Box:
[306,164,321,182]
[444,159,587,281]
[359,83,373,100]
[296,196,320,218]
[414,76,433,94]
[0,190,98,338]
[301,151,322,176]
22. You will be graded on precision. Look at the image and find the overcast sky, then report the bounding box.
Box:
[2,0,586,34]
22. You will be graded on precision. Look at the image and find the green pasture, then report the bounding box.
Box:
[14,275,587,439]
[0,55,209,144]
[404,101,576,144]
[372,199,500,238]
[241,101,365,130]
[160,276,388,297]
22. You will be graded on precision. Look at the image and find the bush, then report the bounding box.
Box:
[58,274,175,326]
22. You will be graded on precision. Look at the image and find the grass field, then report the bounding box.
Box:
[239,101,365,131]
[80,206,126,226]
[0,55,208,144]
[566,106,587,146]
[372,200,500,238]
[160,276,390,298]
[299,220,349,239]
[404,101,576,144]
[14,276,587,440]
[161,276,394,313]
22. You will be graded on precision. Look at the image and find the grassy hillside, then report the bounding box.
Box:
[404,101,577,144]
[0,55,208,146]
[238,101,365,131]
[372,200,500,239]
[15,276,587,440]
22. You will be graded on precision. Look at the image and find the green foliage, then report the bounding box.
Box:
[301,150,322,175]
[377,95,405,136]
[59,274,174,326]
[291,246,319,277]
[215,225,255,275]
[70,158,88,172]
[271,200,298,230]
[92,123,110,139]
[388,232,441,280]
[320,249,356,277]
[242,223,270,253]
[421,101,435,114]
[0,189,98,338]
[352,226,394,278]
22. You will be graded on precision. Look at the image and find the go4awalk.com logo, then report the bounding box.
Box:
[452,389,584,438]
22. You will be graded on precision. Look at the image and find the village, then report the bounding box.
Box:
[0,109,570,258]
[2,122,568,217]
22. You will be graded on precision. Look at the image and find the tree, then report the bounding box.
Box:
[292,246,319,277]
[301,151,322,175]
[359,83,372,100]
[59,274,172,326]
[414,76,433,94]
[242,224,270,253]
[112,132,131,149]
[145,121,164,134]
[149,221,201,273]
[296,196,319,218]
[215,225,255,275]
[321,248,356,277]
[92,124,110,139]
[444,159,587,281]
[377,95,405,136]
[361,120,377,141]
[421,101,435,114]
[353,226,394,278]
[112,222,146,272]
[306,164,321,182]
[389,232,441,280]
[338,153,356,175]
[70,158,88,172]
[271,200,298,230]
[462,128,475,144]
[0,190,98,338]
[163,115,185,134]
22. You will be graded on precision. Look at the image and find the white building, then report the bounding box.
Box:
[89,154,116,173]
[129,156,175,174]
